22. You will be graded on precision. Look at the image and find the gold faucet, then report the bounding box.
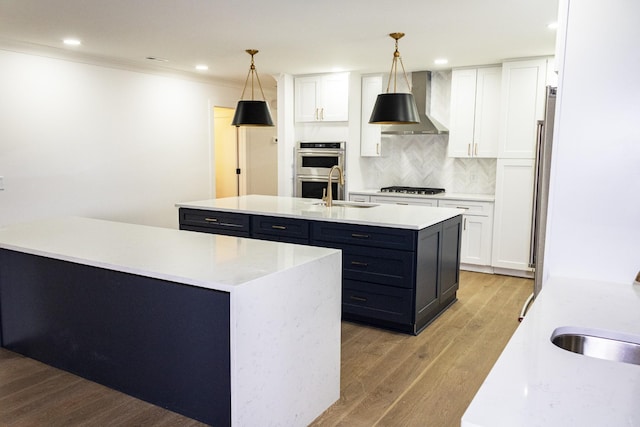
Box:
[324,165,345,207]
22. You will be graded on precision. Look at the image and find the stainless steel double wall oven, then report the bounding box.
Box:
[294,141,345,200]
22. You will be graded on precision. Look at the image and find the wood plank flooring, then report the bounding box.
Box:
[0,271,532,426]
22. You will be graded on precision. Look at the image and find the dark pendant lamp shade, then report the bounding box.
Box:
[232,100,274,126]
[369,93,420,124]
[232,49,274,127]
[369,32,420,125]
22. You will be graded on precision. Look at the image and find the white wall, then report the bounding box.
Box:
[276,73,296,197]
[544,0,640,284]
[0,48,242,228]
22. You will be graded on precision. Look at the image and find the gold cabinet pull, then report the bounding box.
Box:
[350,261,369,267]
[351,233,370,239]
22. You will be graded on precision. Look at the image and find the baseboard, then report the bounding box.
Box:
[460,264,534,279]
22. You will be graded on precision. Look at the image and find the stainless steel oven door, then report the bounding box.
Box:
[295,175,345,200]
[295,150,345,176]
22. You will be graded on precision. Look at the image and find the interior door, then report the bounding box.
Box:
[214,107,238,198]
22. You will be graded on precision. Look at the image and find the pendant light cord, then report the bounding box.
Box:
[385,33,412,94]
[239,50,268,102]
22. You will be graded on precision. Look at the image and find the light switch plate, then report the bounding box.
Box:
[0,176,4,190]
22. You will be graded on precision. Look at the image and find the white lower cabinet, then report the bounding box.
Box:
[349,194,371,203]
[369,195,438,207]
[438,200,493,267]
[491,159,535,272]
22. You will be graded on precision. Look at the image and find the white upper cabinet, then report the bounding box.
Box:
[497,59,548,158]
[448,67,501,158]
[295,72,349,122]
[360,74,382,157]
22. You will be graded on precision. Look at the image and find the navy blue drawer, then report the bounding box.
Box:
[311,222,415,251]
[342,280,413,325]
[179,208,250,237]
[251,215,309,243]
[341,245,414,288]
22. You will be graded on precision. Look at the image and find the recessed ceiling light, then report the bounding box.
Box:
[434,58,448,65]
[547,22,559,30]
[63,38,81,46]
[195,64,209,71]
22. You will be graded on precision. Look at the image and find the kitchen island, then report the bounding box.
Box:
[176,195,464,335]
[0,217,342,427]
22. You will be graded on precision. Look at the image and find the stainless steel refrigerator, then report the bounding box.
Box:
[520,86,556,320]
[531,86,557,296]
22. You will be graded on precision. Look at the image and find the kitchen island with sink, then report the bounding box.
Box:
[0,217,341,426]
[177,195,465,335]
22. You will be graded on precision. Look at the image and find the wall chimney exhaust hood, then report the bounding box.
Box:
[381,71,448,135]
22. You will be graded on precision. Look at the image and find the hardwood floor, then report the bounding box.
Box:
[310,271,532,427]
[0,271,531,426]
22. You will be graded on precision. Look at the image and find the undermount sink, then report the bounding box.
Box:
[310,201,379,208]
[551,326,640,366]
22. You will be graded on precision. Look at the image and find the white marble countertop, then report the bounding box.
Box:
[176,195,464,230]
[0,216,340,293]
[462,276,640,426]
[349,189,495,202]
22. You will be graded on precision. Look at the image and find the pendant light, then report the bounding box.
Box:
[369,33,420,124]
[231,49,274,127]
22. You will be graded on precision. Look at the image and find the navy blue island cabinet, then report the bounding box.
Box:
[179,207,462,335]
[0,249,232,426]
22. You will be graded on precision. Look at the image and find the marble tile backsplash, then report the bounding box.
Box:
[359,70,495,195]
[360,134,496,194]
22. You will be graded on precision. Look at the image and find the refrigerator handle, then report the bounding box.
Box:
[529,120,545,268]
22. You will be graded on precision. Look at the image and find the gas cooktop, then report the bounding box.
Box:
[380,186,446,195]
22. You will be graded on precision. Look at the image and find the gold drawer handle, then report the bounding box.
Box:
[350,295,368,302]
[271,225,287,230]
[351,233,370,239]
[351,261,369,267]
[204,218,218,222]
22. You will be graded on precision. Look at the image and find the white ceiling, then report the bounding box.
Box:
[0,0,559,87]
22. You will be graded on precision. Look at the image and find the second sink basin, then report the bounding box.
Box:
[551,326,640,366]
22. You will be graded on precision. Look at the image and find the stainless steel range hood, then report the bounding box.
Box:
[381,71,448,135]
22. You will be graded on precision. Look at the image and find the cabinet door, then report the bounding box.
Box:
[311,222,415,251]
[294,76,320,122]
[440,216,462,303]
[492,159,535,271]
[295,73,349,122]
[349,193,371,203]
[498,59,547,158]
[370,195,438,207]
[360,75,383,157]
[473,67,501,157]
[448,69,478,157]
[461,215,493,265]
[438,199,494,266]
[251,215,310,244]
[321,72,349,121]
[179,208,251,237]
